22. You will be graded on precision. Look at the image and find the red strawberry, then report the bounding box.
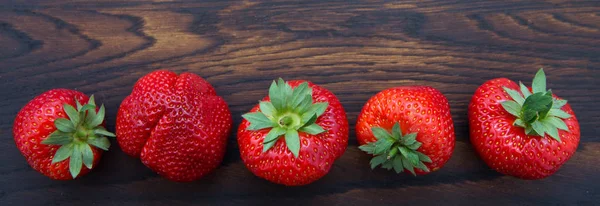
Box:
[238,79,348,186]
[116,70,231,182]
[356,86,455,175]
[13,89,115,180]
[469,69,580,179]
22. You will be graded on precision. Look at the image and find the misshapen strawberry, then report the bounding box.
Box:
[469,69,580,179]
[356,86,455,175]
[13,89,115,180]
[238,79,348,186]
[116,70,231,182]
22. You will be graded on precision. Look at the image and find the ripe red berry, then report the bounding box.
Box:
[356,86,455,175]
[116,70,232,182]
[13,89,115,180]
[238,79,348,186]
[469,69,580,179]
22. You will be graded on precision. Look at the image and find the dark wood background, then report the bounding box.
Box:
[1,0,599,205]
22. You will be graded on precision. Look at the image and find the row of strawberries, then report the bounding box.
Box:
[13,69,579,186]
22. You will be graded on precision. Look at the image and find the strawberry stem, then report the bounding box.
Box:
[501,69,572,142]
[359,122,432,175]
[41,95,115,178]
[278,113,301,128]
[242,79,328,158]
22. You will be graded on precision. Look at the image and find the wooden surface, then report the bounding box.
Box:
[1,0,599,205]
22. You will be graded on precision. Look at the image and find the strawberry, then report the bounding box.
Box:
[116,70,232,182]
[468,69,580,179]
[238,79,348,186]
[13,89,115,180]
[356,86,455,175]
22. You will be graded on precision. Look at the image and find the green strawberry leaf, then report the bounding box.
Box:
[359,144,376,155]
[544,124,560,142]
[243,112,273,131]
[391,123,401,140]
[501,100,521,117]
[370,155,387,169]
[290,82,309,108]
[55,118,75,133]
[371,127,391,140]
[406,142,422,150]
[531,121,546,136]
[401,155,416,176]
[532,69,546,94]
[543,116,569,131]
[503,87,525,105]
[397,145,410,158]
[374,139,394,155]
[305,102,328,118]
[52,144,73,164]
[262,127,286,152]
[299,124,325,135]
[392,156,404,173]
[525,126,533,134]
[552,99,567,109]
[63,104,80,126]
[85,107,97,126]
[514,119,526,127]
[94,128,116,137]
[75,99,83,111]
[88,95,96,106]
[280,79,293,105]
[301,114,318,127]
[80,104,96,113]
[42,131,72,145]
[296,95,313,114]
[401,133,417,145]
[81,144,94,169]
[69,144,83,178]
[268,81,284,110]
[381,161,393,170]
[519,82,532,97]
[88,137,110,151]
[416,151,432,163]
[259,101,277,118]
[415,161,430,172]
[402,148,419,166]
[87,104,105,128]
[285,129,300,157]
[549,109,571,119]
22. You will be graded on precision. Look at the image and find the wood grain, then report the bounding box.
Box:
[0,0,599,205]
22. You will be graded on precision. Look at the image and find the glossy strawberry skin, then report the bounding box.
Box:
[237,80,348,186]
[116,70,178,157]
[13,89,102,180]
[356,86,455,175]
[116,70,231,182]
[468,78,580,179]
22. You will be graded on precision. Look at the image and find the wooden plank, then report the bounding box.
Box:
[0,0,598,205]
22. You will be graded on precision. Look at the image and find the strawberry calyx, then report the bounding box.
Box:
[359,122,432,175]
[242,78,328,158]
[41,95,115,178]
[501,69,571,142]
